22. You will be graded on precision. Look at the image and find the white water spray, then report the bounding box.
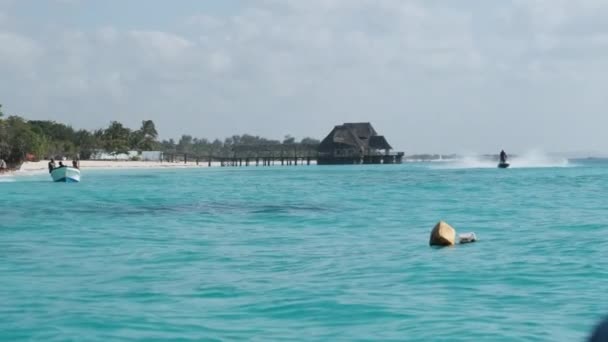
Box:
[431,149,571,169]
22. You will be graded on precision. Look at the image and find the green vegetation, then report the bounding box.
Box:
[160,133,320,160]
[0,103,320,167]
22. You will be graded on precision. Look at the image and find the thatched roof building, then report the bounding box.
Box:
[318,122,401,164]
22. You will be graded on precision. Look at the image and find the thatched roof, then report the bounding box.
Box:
[319,122,392,152]
[369,135,392,150]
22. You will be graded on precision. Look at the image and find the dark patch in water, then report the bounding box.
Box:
[30,201,332,218]
[251,204,328,215]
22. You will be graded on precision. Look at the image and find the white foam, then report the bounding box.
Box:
[509,150,570,168]
[431,149,571,169]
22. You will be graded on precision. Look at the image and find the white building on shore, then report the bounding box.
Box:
[90,150,163,161]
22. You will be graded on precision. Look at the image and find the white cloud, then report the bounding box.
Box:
[0,31,42,69]
[52,0,81,4]
[0,0,15,8]
[128,30,194,63]
[207,51,232,73]
[96,26,118,44]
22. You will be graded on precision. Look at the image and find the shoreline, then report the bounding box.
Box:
[0,154,584,178]
[1,160,225,177]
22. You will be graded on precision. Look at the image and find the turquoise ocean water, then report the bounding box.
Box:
[2,159,608,341]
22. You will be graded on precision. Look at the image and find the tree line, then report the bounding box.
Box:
[0,104,320,167]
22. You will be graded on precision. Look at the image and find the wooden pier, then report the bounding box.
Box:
[162,150,403,167]
[162,122,405,167]
[163,143,321,167]
[163,140,404,167]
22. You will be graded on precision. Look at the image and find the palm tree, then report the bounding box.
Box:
[103,121,131,156]
[140,120,157,139]
[135,120,159,151]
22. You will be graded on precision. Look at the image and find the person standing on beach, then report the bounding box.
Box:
[72,160,79,169]
[48,159,56,173]
[0,158,6,170]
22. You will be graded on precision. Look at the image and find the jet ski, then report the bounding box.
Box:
[498,150,509,168]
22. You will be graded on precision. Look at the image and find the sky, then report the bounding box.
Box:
[1,0,608,154]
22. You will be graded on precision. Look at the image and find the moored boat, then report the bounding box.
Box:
[51,166,81,183]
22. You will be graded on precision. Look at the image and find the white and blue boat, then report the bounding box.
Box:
[50,166,81,183]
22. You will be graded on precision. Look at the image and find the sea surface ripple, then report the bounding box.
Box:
[2,161,608,341]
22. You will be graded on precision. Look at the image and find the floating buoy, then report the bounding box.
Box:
[429,221,456,246]
[458,232,477,244]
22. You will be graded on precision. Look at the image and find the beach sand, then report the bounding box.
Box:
[3,158,317,178]
[0,160,224,177]
[26,160,222,171]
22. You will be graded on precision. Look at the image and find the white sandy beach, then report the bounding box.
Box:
[22,160,223,172]
[0,160,224,178]
[1,159,317,178]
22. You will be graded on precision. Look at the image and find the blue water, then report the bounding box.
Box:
[2,161,608,341]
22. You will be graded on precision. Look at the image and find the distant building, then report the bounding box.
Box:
[318,122,403,165]
[140,151,163,161]
[90,150,162,161]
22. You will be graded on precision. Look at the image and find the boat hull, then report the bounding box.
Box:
[51,167,81,182]
[498,162,510,169]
